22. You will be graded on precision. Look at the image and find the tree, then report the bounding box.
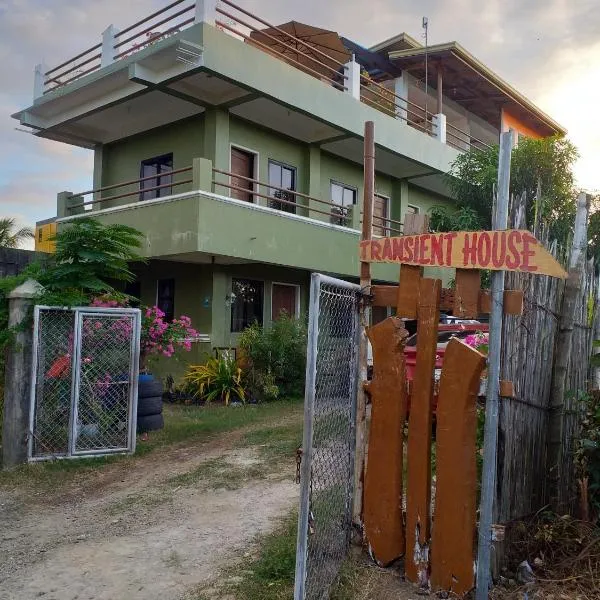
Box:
[44,218,144,299]
[430,135,579,247]
[0,218,34,248]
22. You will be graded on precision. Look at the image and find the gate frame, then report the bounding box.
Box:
[294,273,362,600]
[28,305,142,461]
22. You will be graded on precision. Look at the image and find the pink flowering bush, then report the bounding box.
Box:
[141,306,198,360]
[463,331,489,355]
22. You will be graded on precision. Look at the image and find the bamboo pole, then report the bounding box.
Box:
[353,121,375,533]
[476,130,512,600]
[548,191,590,511]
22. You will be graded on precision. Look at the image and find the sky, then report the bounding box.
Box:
[1,0,599,248]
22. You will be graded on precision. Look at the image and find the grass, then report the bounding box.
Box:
[0,399,303,491]
[227,511,298,600]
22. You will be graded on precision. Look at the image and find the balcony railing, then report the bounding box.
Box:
[35,0,491,154]
[60,159,358,230]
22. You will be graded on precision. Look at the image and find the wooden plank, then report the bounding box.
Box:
[396,213,429,318]
[405,277,441,586]
[431,338,486,596]
[500,379,515,398]
[454,269,481,318]
[363,317,409,565]
[372,285,523,316]
[354,121,375,530]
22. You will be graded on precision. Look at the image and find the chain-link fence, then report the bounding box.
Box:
[29,307,141,460]
[294,274,361,600]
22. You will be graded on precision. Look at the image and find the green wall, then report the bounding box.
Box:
[100,115,205,208]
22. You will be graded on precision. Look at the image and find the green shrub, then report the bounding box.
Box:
[239,314,307,402]
[183,356,245,405]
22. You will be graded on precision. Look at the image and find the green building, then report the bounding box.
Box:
[16,2,564,372]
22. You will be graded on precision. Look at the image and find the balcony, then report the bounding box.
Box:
[18,0,489,158]
[57,157,403,282]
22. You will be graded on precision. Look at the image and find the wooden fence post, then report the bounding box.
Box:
[2,280,42,469]
[353,121,374,532]
[548,191,590,510]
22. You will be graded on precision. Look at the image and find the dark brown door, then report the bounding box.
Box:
[272,284,297,319]
[230,148,254,202]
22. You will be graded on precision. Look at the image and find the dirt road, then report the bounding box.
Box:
[0,430,298,600]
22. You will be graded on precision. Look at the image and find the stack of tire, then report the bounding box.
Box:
[137,375,164,433]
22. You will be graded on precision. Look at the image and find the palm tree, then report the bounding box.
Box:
[0,218,34,249]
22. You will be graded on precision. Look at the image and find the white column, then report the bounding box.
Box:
[434,113,447,144]
[101,25,119,68]
[195,0,217,25]
[394,73,408,123]
[344,56,360,100]
[33,63,47,100]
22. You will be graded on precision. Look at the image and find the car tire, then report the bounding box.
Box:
[137,413,164,433]
[137,396,163,417]
[138,379,163,399]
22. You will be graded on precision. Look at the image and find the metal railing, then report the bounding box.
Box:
[446,121,493,151]
[42,1,196,93]
[360,212,404,236]
[65,166,193,214]
[212,167,354,226]
[215,0,348,91]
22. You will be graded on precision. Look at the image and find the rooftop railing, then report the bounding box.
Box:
[35,0,492,154]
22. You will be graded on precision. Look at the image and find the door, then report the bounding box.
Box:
[230,147,255,202]
[373,194,389,236]
[272,284,297,319]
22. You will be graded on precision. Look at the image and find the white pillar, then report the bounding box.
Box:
[435,113,447,144]
[394,73,408,123]
[101,24,119,68]
[195,0,217,25]
[33,63,47,100]
[344,56,360,100]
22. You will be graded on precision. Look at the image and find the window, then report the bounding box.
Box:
[157,278,175,322]
[406,204,420,214]
[38,228,43,242]
[330,181,356,226]
[268,160,296,213]
[230,278,264,332]
[373,194,390,236]
[140,153,173,201]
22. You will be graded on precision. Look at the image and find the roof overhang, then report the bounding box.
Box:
[389,42,566,137]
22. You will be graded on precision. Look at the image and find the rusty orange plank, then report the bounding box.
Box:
[405,277,441,586]
[396,213,429,319]
[363,317,409,565]
[454,269,481,318]
[431,338,486,596]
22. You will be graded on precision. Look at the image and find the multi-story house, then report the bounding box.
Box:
[19,1,564,363]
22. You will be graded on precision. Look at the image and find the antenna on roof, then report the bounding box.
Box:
[422,16,429,123]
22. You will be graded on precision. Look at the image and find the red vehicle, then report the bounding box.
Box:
[368,320,489,414]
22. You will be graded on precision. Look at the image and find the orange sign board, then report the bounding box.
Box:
[360,230,567,278]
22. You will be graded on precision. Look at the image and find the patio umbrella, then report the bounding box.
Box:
[248,21,351,83]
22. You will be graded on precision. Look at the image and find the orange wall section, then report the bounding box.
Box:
[501,108,544,140]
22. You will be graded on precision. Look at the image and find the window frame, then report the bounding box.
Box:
[139,153,174,201]
[267,159,297,214]
[330,180,357,226]
[230,277,265,333]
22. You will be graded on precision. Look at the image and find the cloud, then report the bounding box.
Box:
[0,0,598,226]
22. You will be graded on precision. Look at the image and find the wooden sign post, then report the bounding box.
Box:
[360,218,566,594]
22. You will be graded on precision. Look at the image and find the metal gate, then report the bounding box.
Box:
[29,306,141,460]
[294,274,361,600]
